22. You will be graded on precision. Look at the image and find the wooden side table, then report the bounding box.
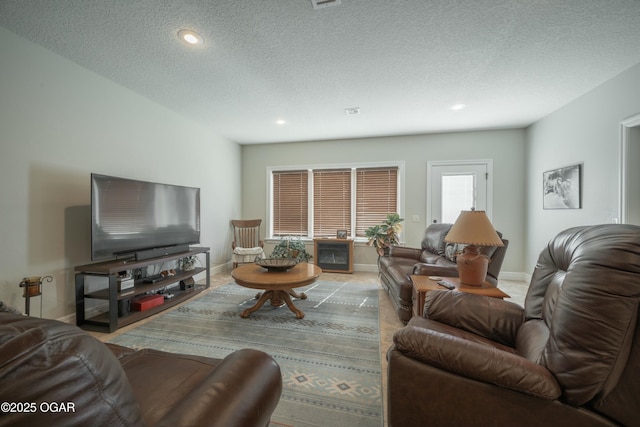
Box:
[411,275,510,318]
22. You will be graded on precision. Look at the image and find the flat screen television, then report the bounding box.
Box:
[91,173,200,261]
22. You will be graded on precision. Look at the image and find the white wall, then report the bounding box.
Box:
[0,27,241,319]
[525,63,640,272]
[241,129,526,274]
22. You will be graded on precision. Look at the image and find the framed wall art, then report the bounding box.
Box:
[543,163,582,209]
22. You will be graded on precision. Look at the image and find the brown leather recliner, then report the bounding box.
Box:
[379,223,508,323]
[0,313,282,427]
[387,224,640,427]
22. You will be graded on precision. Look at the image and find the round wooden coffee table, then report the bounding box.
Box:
[231,262,322,319]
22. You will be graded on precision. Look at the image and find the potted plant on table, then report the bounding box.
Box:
[180,255,198,271]
[365,213,404,257]
[270,236,313,262]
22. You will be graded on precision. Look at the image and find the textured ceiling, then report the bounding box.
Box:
[1,0,640,144]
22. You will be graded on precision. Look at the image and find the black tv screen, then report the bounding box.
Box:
[91,174,200,261]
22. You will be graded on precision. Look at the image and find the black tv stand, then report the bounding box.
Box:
[75,247,210,333]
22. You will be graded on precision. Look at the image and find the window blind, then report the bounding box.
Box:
[273,170,308,236]
[271,165,398,238]
[355,167,398,237]
[313,169,351,237]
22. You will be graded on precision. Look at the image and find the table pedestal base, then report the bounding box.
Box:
[241,289,308,319]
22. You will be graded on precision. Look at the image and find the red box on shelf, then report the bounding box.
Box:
[131,294,164,311]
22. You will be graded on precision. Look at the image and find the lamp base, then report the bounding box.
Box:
[456,245,489,286]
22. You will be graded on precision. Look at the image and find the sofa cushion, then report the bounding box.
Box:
[443,242,460,262]
[0,313,143,427]
[420,223,452,256]
[419,253,443,264]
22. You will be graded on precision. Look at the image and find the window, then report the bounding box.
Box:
[270,164,400,239]
[313,169,351,237]
[355,167,398,237]
[272,170,308,237]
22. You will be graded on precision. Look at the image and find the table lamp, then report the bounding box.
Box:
[444,209,504,286]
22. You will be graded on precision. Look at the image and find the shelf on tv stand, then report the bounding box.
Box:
[83,284,206,330]
[75,247,210,333]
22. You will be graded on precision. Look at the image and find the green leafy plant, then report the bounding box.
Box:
[270,236,313,262]
[180,255,198,271]
[365,213,404,256]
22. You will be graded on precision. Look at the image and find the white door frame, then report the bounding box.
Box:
[426,159,494,226]
[619,113,640,224]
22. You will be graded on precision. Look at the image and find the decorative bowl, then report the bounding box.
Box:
[255,258,299,272]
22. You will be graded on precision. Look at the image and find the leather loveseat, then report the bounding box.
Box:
[0,313,282,427]
[379,223,508,323]
[387,224,640,427]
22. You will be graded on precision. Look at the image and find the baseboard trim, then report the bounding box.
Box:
[57,313,76,324]
[498,271,528,282]
[353,263,379,273]
[210,262,232,274]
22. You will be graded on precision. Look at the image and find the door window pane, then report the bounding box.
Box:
[441,175,474,223]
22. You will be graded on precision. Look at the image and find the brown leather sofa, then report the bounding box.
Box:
[387,224,640,427]
[0,313,282,427]
[379,223,508,323]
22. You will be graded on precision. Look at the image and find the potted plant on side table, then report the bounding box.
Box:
[365,213,404,257]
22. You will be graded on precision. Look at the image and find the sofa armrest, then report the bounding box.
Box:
[424,290,524,347]
[392,326,561,400]
[156,349,282,427]
[388,245,423,259]
[105,342,137,360]
[412,263,458,277]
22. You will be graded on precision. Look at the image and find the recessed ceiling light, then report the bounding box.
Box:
[177,29,204,46]
[450,103,466,111]
[276,119,286,125]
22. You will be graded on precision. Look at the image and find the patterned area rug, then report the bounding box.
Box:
[108,280,382,427]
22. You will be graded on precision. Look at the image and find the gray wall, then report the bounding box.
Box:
[525,63,640,273]
[241,129,526,275]
[0,27,241,319]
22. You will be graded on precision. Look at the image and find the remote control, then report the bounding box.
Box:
[437,280,455,290]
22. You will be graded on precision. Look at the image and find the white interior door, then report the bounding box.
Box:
[620,114,640,225]
[627,126,640,224]
[427,161,492,225]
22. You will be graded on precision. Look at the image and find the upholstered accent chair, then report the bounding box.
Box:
[387,224,640,427]
[1,312,283,427]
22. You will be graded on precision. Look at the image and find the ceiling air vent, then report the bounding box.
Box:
[312,0,341,10]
